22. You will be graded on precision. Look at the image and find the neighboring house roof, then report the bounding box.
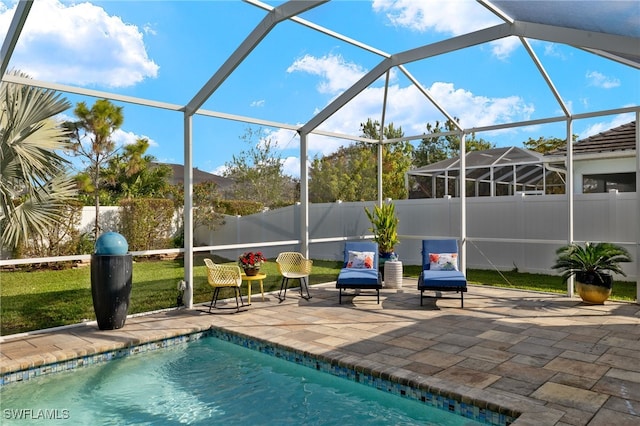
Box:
[153,162,234,189]
[407,146,544,177]
[547,121,636,157]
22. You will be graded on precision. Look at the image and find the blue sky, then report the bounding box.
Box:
[1,0,638,178]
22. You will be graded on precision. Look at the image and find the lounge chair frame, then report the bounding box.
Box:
[336,241,383,304]
[418,239,468,308]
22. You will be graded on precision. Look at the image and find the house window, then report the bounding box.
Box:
[583,172,636,193]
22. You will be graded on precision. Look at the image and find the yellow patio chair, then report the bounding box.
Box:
[203,258,245,313]
[275,252,313,301]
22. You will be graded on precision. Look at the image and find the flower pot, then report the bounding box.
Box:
[244,267,260,276]
[575,272,612,304]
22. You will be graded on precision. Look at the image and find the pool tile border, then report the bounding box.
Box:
[1,328,518,425]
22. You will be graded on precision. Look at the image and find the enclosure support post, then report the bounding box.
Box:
[566,118,574,298]
[299,131,310,258]
[636,111,639,303]
[183,113,194,308]
[460,132,467,272]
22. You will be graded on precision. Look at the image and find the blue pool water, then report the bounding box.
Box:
[1,337,487,425]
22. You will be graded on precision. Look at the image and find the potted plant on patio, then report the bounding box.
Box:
[551,241,632,304]
[364,202,399,280]
[364,201,399,258]
[238,251,267,276]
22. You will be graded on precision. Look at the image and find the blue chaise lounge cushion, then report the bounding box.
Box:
[336,241,382,304]
[418,239,467,307]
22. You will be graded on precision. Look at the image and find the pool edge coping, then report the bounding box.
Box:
[1,316,565,426]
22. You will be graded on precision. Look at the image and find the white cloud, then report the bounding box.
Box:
[250,99,265,107]
[143,23,157,36]
[287,53,535,154]
[372,0,517,58]
[112,129,158,148]
[586,71,620,89]
[287,54,366,95]
[0,0,158,87]
[544,43,567,60]
[578,113,635,140]
[373,0,497,34]
[211,165,228,176]
[316,80,534,138]
[281,156,300,177]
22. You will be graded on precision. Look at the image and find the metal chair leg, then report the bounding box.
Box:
[278,277,288,301]
[209,288,220,312]
[300,277,312,300]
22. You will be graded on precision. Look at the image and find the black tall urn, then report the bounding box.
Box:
[91,232,132,330]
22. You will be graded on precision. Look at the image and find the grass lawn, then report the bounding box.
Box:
[1,256,636,336]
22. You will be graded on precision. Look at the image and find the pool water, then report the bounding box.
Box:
[1,337,485,425]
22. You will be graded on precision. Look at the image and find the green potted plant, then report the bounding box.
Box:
[551,242,632,304]
[364,201,399,260]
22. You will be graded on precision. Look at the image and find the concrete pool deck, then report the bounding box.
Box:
[1,282,639,425]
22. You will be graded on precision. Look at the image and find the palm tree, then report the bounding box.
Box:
[0,70,77,251]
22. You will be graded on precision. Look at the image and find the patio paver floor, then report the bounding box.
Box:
[1,282,639,426]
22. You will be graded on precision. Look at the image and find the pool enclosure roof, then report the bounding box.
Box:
[1,0,639,305]
[406,147,551,196]
[1,1,638,139]
[408,146,544,176]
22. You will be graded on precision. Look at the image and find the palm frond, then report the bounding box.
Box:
[1,70,76,249]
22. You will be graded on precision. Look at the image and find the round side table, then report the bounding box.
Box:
[384,261,403,289]
[241,273,266,304]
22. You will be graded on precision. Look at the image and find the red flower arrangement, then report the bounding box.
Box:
[238,251,267,269]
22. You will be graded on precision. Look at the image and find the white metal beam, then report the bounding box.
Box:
[520,37,570,117]
[300,132,309,257]
[183,113,194,308]
[580,48,640,70]
[0,0,31,77]
[1,74,184,111]
[186,0,326,115]
[636,111,639,303]
[301,23,512,134]
[511,21,639,60]
[566,118,574,298]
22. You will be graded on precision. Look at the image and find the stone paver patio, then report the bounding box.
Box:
[1,282,639,425]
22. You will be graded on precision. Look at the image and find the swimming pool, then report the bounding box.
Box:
[0,332,509,425]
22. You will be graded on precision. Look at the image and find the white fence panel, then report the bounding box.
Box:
[199,192,637,280]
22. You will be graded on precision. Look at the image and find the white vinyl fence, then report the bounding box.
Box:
[198,191,638,280]
[3,192,637,282]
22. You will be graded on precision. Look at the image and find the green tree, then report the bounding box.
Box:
[0,71,77,251]
[223,127,297,208]
[64,99,124,239]
[309,144,376,202]
[309,119,412,202]
[102,138,173,203]
[410,119,494,198]
[413,118,494,167]
[523,135,574,154]
[522,135,575,194]
[360,119,413,200]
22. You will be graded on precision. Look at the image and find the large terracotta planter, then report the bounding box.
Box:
[575,272,612,304]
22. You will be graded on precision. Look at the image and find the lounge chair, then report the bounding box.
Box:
[275,252,313,301]
[203,258,245,313]
[418,239,467,308]
[336,241,382,304]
